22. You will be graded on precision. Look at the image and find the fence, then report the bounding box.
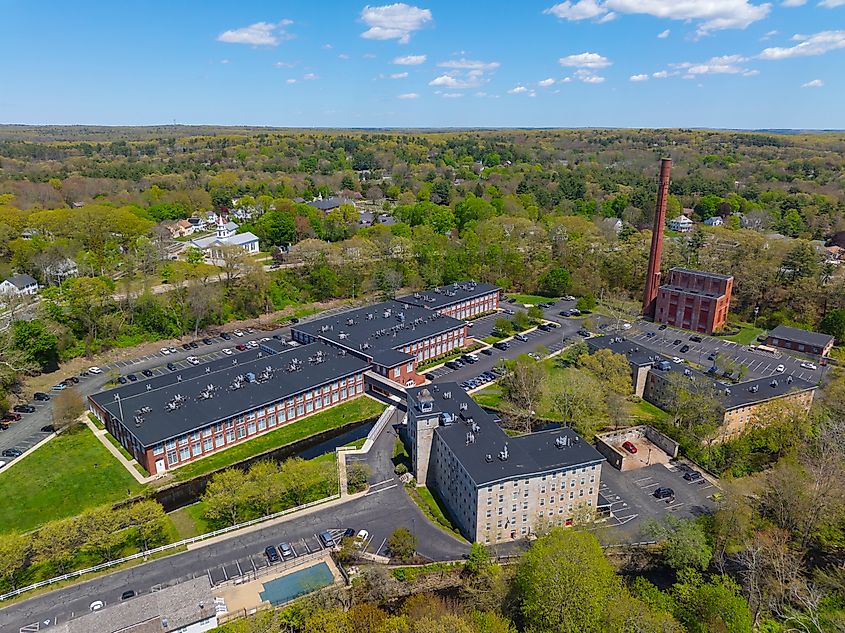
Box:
[0,493,340,602]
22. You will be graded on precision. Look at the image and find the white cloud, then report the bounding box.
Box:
[363,53,378,59]
[597,11,617,21]
[286,78,298,84]
[678,53,752,74]
[760,29,778,40]
[538,77,556,86]
[658,28,670,38]
[759,30,845,59]
[390,71,409,78]
[441,92,464,98]
[429,73,484,88]
[573,69,606,83]
[782,0,806,5]
[743,69,760,76]
[393,54,427,65]
[630,73,649,81]
[322,43,333,49]
[274,61,296,68]
[545,1,771,34]
[217,20,294,46]
[560,76,573,82]
[819,0,845,6]
[802,78,824,87]
[338,53,350,60]
[508,85,529,94]
[545,0,606,20]
[559,52,611,68]
[360,3,432,44]
[438,58,500,70]
[652,70,670,78]
[397,92,420,99]
[220,59,230,65]
[303,73,319,80]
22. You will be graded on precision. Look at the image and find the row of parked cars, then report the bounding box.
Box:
[460,366,506,391]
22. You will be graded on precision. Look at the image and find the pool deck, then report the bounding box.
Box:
[217,552,343,615]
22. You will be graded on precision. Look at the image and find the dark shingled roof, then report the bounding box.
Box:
[397,281,500,311]
[407,384,603,487]
[4,273,37,289]
[292,300,466,368]
[306,196,353,211]
[768,324,834,348]
[90,343,369,447]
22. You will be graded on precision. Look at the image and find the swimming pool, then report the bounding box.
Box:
[259,562,335,606]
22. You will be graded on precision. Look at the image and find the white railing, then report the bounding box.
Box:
[0,493,340,602]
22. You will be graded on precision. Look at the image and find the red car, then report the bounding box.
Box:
[622,441,638,454]
[235,343,247,351]
[2,413,22,422]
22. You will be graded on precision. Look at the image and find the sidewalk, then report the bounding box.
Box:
[83,415,158,485]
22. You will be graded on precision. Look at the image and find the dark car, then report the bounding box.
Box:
[622,441,638,454]
[189,341,198,349]
[265,545,281,563]
[202,338,213,345]
[493,342,509,350]
[343,527,356,538]
[658,324,668,330]
[679,345,690,353]
[69,376,79,384]
[127,374,137,382]
[3,412,21,421]
[33,392,50,401]
[672,339,682,345]
[690,335,703,343]
[142,369,153,377]
[507,297,517,303]
[181,343,191,351]
[558,310,570,317]
[461,355,477,364]
[0,421,8,430]
[423,372,436,381]
[577,329,590,337]
[117,376,128,384]
[13,404,35,414]
[40,424,56,433]
[480,348,494,356]
[272,334,283,340]
[290,317,300,324]
[220,332,232,340]
[445,361,460,370]
[683,471,703,482]
[318,531,336,548]
[2,448,22,458]
[120,590,136,601]
[167,362,177,371]
[707,353,716,361]
[537,323,552,332]
[653,487,674,500]
[453,359,465,367]
[279,542,295,559]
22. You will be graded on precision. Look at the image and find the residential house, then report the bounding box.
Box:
[667,215,694,233]
[306,195,355,214]
[0,273,38,296]
[189,215,259,262]
[704,216,723,227]
[44,258,79,285]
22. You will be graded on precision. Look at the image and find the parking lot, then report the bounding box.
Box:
[623,321,825,384]
[598,461,718,543]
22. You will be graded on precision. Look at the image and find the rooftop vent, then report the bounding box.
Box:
[749,385,759,393]
[554,435,571,449]
[770,380,778,388]
[459,402,468,411]
[498,444,509,461]
[466,432,476,445]
[786,375,793,384]
[443,391,452,400]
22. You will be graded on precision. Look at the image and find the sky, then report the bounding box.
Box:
[0,1,843,129]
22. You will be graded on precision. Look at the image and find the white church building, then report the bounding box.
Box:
[190,215,259,263]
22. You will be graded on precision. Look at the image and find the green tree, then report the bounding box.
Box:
[387,527,417,560]
[127,500,168,551]
[576,293,596,312]
[537,267,571,297]
[202,468,250,526]
[578,349,632,395]
[527,305,543,321]
[543,368,607,439]
[33,517,82,573]
[255,211,295,246]
[346,462,371,494]
[0,533,31,590]
[672,570,753,633]
[646,516,713,572]
[494,318,513,336]
[516,528,622,633]
[464,542,493,577]
[820,308,845,341]
[185,246,205,265]
[10,319,58,371]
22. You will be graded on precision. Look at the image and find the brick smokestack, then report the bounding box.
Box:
[642,158,672,318]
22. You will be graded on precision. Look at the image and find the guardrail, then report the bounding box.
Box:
[0,493,340,602]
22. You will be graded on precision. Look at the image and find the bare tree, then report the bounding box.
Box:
[52,388,85,432]
[500,356,546,433]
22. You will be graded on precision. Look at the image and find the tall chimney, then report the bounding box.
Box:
[642,158,672,318]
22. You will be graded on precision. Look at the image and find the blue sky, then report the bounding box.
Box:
[1,1,843,128]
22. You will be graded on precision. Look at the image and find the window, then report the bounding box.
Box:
[153,444,164,456]
[192,442,202,456]
[203,437,213,451]
[215,434,224,448]
[167,451,178,465]
[247,422,256,434]
[393,368,400,378]
[267,414,276,427]
[226,430,235,442]
[179,447,190,461]
[237,426,246,439]
[258,419,267,431]
[166,439,176,450]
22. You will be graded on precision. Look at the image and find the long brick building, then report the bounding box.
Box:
[655,267,733,335]
[397,281,500,320]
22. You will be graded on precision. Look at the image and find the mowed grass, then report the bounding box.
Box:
[507,293,555,305]
[172,396,385,481]
[0,425,143,533]
[722,322,765,345]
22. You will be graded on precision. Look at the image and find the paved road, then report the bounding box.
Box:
[0,419,467,632]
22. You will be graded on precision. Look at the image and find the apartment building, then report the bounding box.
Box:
[397,281,500,320]
[406,384,604,543]
[655,267,733,334]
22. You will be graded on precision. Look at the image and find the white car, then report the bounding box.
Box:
[0,461,7,470]
[800,362,817,370]
[88,367,102,375]
[622,322,632,330]
[233,329,244,337]
[246,340,258,349]
[160,347,170,355]
[672,356,682,364]
[222,348,233,355]
[89,600,104,612]
[775,364,785,373]
[168,347,178,354]
[186,356,200,365]
[356,529,369,543]
[466,353,479,361]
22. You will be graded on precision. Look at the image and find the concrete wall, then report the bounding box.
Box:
[595,425,678,471]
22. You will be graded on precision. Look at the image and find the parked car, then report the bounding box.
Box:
[127,374,137,382]
[167,362,177,371]
[775,364,785,373]
[233,329,244,337]
[466,321,473,328]
[142,369,153,377]
[290,317,300,324]
[202,338,213,345]
[168,347,178,354]
[672,339,682,345]
[658,324,668,330]
[279,542,294,559]
[3,412,21,421]
[160,347,171,355]
[117,376,127,384]
[690,335,703,342]
[246,340,258,349]
[272,334,283,340]
[33,392,50,401]
[493,342,509,350]
[537,323,551,332]
[2,448,23,458]
[13,404,35,413]
[236,344,247,351]
[186,356,200,365]
[646,331,656,338]
[0,422,9,430]
[514,333,528,342]
[265,545,281,563]
[568,309,581,316]
[89,366,102,374]
[222,348,233,355]
[800,362,817,370]
[707,353,716,361]
[671,357,682,364]
[356,529,369,543]
[679,345,690,353]
[653,487,674,500]
[89,600,104,612]
[480,348,494,356]
[343,527,356,538]
[220,332,232,340]
[120,590,136,601]
[622,441,638,454]
[683,470,703,482]
[318,531,336,548]
[189,341,198,349]
[461,355,477,364]
[424,372,436,381]
[181,343,191,351]
[577,329,590,337]
[52,383,67,391]
[40,424,55,433]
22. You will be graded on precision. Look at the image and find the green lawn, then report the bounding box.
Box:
[631,399,670,424]
[168,503,211,539]
[406,485,464,539]
[172,397,385,481]
[722,322,765,345]
[0,426,143,534]
[507,293,555,305]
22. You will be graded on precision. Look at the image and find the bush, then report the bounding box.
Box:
[346,462,371,493]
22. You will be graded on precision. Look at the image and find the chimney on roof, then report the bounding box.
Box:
[643,158,672,318]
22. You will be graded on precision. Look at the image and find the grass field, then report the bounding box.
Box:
[0,426,143,533]
[507,293,555,305]
[172,396,385,481]
[631,399,670,424]
[406,485,464,539]
[722,322,765,345]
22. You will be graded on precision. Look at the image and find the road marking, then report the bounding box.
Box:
[369,478,395,487]
[639,482,661,490]
[666,503,686,512]
[375,537,387,555]
[365,484,397,496]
